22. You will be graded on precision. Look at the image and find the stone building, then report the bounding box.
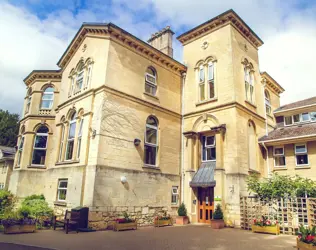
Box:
[259,97,316,180]
[0,146,15,190]
[9,9,287,227]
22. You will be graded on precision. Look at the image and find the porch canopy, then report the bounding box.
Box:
[189,162,216,188]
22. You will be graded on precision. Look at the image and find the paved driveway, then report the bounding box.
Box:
[0,225,296,250]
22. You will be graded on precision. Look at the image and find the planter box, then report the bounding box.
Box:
[154,219,172,227]
[252,225,280,235]
[3,224,36,234]
[297,238,316,250]
[176,216,189,225]
[114,221,137,231]
[211,219,225,229]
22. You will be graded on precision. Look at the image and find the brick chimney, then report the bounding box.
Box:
[148,26,174,58]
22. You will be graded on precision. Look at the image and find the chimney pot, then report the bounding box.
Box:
[147,26,174,57]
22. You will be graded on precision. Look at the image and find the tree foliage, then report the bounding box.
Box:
[213,204,224,220]
[246,173,316,199]
[177,203,187,216]
[0,109,19,147]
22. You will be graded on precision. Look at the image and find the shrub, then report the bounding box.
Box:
[177,203,187,217]
[22,199,53,218]
[23,194,45,202]
[18,206,32,218]
[213,204,223,220]
[0,190,15,215]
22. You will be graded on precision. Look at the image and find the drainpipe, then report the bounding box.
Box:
[262,79,268,136]
[261,142,270,177]
[181,72,186,203]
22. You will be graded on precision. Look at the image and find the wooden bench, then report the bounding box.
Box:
[53,210,80,234]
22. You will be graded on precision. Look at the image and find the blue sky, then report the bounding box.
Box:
[1,0,316,115]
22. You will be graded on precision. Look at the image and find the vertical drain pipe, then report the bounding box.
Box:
[181,72,186,203]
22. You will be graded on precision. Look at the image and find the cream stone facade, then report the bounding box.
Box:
[8,9,289,228]
[0,146,15,190]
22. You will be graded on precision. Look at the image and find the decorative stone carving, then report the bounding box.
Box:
[82,44,87,52]
[201,40,209,50]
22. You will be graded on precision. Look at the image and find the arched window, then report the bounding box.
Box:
[25,88,32,114]
[244,63,255,103]
[77,118,84,159]
[265,90,271,115]
[65,112,77,160]
[32,125,49,166]
[58,125,65,162]
[144,116,158,166]
[17,136,25,167]
[75,62,84,94]
[145,67,157,96]
[41,87,54,109]
[248,121,257,171]
[198,65,205,101]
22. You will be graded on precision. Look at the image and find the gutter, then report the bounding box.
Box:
[181,72,186,203]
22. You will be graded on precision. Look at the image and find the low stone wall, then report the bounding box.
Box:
[88,205,177,230]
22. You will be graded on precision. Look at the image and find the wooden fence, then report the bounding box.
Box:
[240,196,316,234]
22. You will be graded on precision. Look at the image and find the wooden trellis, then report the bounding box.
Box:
[240,196,309,235]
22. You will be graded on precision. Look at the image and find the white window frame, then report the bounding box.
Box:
[310,112,316,122]
[58,126,65,162]
[293,114,300,123]
[202,135,216,162]
[75,70,84,94]
[207,62,215,99]
[31,129,48,166]
[144,117,158,167]
[85,65,92,90]
[273,146,286,168]
[265,91,271,115]
[25,96,31,114]
[0,183,4,190]
[76,119,84,159]
[284,116,293,126]
[65,117,76,161]
[145,69,157,96]
[41,87,54,110]
[57,179,68,202]
[301,113,311,122]
[17,136,24,167]
[171,186,179,205]
[295,144,309,167]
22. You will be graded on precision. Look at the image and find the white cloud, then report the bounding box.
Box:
[1,0,316,116]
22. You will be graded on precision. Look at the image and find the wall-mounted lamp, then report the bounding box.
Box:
[91,129,96,139]
[120,176,127,184]
[134,138,141,146]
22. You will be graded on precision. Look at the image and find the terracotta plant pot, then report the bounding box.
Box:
[211,219,225,229]
[176,216,189,225]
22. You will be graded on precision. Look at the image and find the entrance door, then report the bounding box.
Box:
[198,187,214,223]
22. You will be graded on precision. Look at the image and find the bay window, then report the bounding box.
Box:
[144,116,158,166]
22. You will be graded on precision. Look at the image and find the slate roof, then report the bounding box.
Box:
[274,96,316,113]
[190,162,216,188]
[259,122,316,142]
[0,145,16,155]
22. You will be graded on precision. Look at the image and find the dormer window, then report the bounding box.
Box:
[284,112,316,126]
[301,113,310,122]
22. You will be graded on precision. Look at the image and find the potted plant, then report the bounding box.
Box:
[211,204,225,229]
[297,225,316,249]
[252,216,280,235]
[176,203,189,225]
[1,207,37,234]
[154,211,173,227]
[114,212,137,231]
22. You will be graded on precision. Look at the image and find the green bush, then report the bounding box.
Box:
[23,194,45,202]
[22,199,53,218]
[18,206,32,218]
[0,190,15,215]
[213,204,223,220]
[246,173,316,199]
[177,203,187,217]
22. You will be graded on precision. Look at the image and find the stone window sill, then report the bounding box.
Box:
[171,205,179,208]
[273,167,287,171]
[143,92,159,100]
[248,169,260,174]
[295,166,311,170]
[143,164,160,170]
[245,100,257,108]
[28,165,46,169]
[54,201,67,207]
[55,160,80,166]
[196,98,218,106]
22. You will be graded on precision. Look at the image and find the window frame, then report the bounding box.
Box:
[201,135,216,162]
[75,70,84,94]
[295,144,309,167]
[31,126,48,166]
[17,136,25,167]
[273,146,286,168]
[301,113,311,122]
[58,125,65,162]
[144,116,158,167]
[171,186,179,205]
[57,179,68,202]
[76,119,84,159]
[40,87,54,110]
[145,67,157,96]
[207,62,215,99]
[265,90,271,115]
[65,113,77,161]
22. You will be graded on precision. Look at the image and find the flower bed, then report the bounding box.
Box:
[154,216,172,227]
[114,218,137,231]
[297,225,316,249]
[251,216,280,235]
[1,218,37,234]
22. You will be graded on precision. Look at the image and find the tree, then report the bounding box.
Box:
[0,109,19,147]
